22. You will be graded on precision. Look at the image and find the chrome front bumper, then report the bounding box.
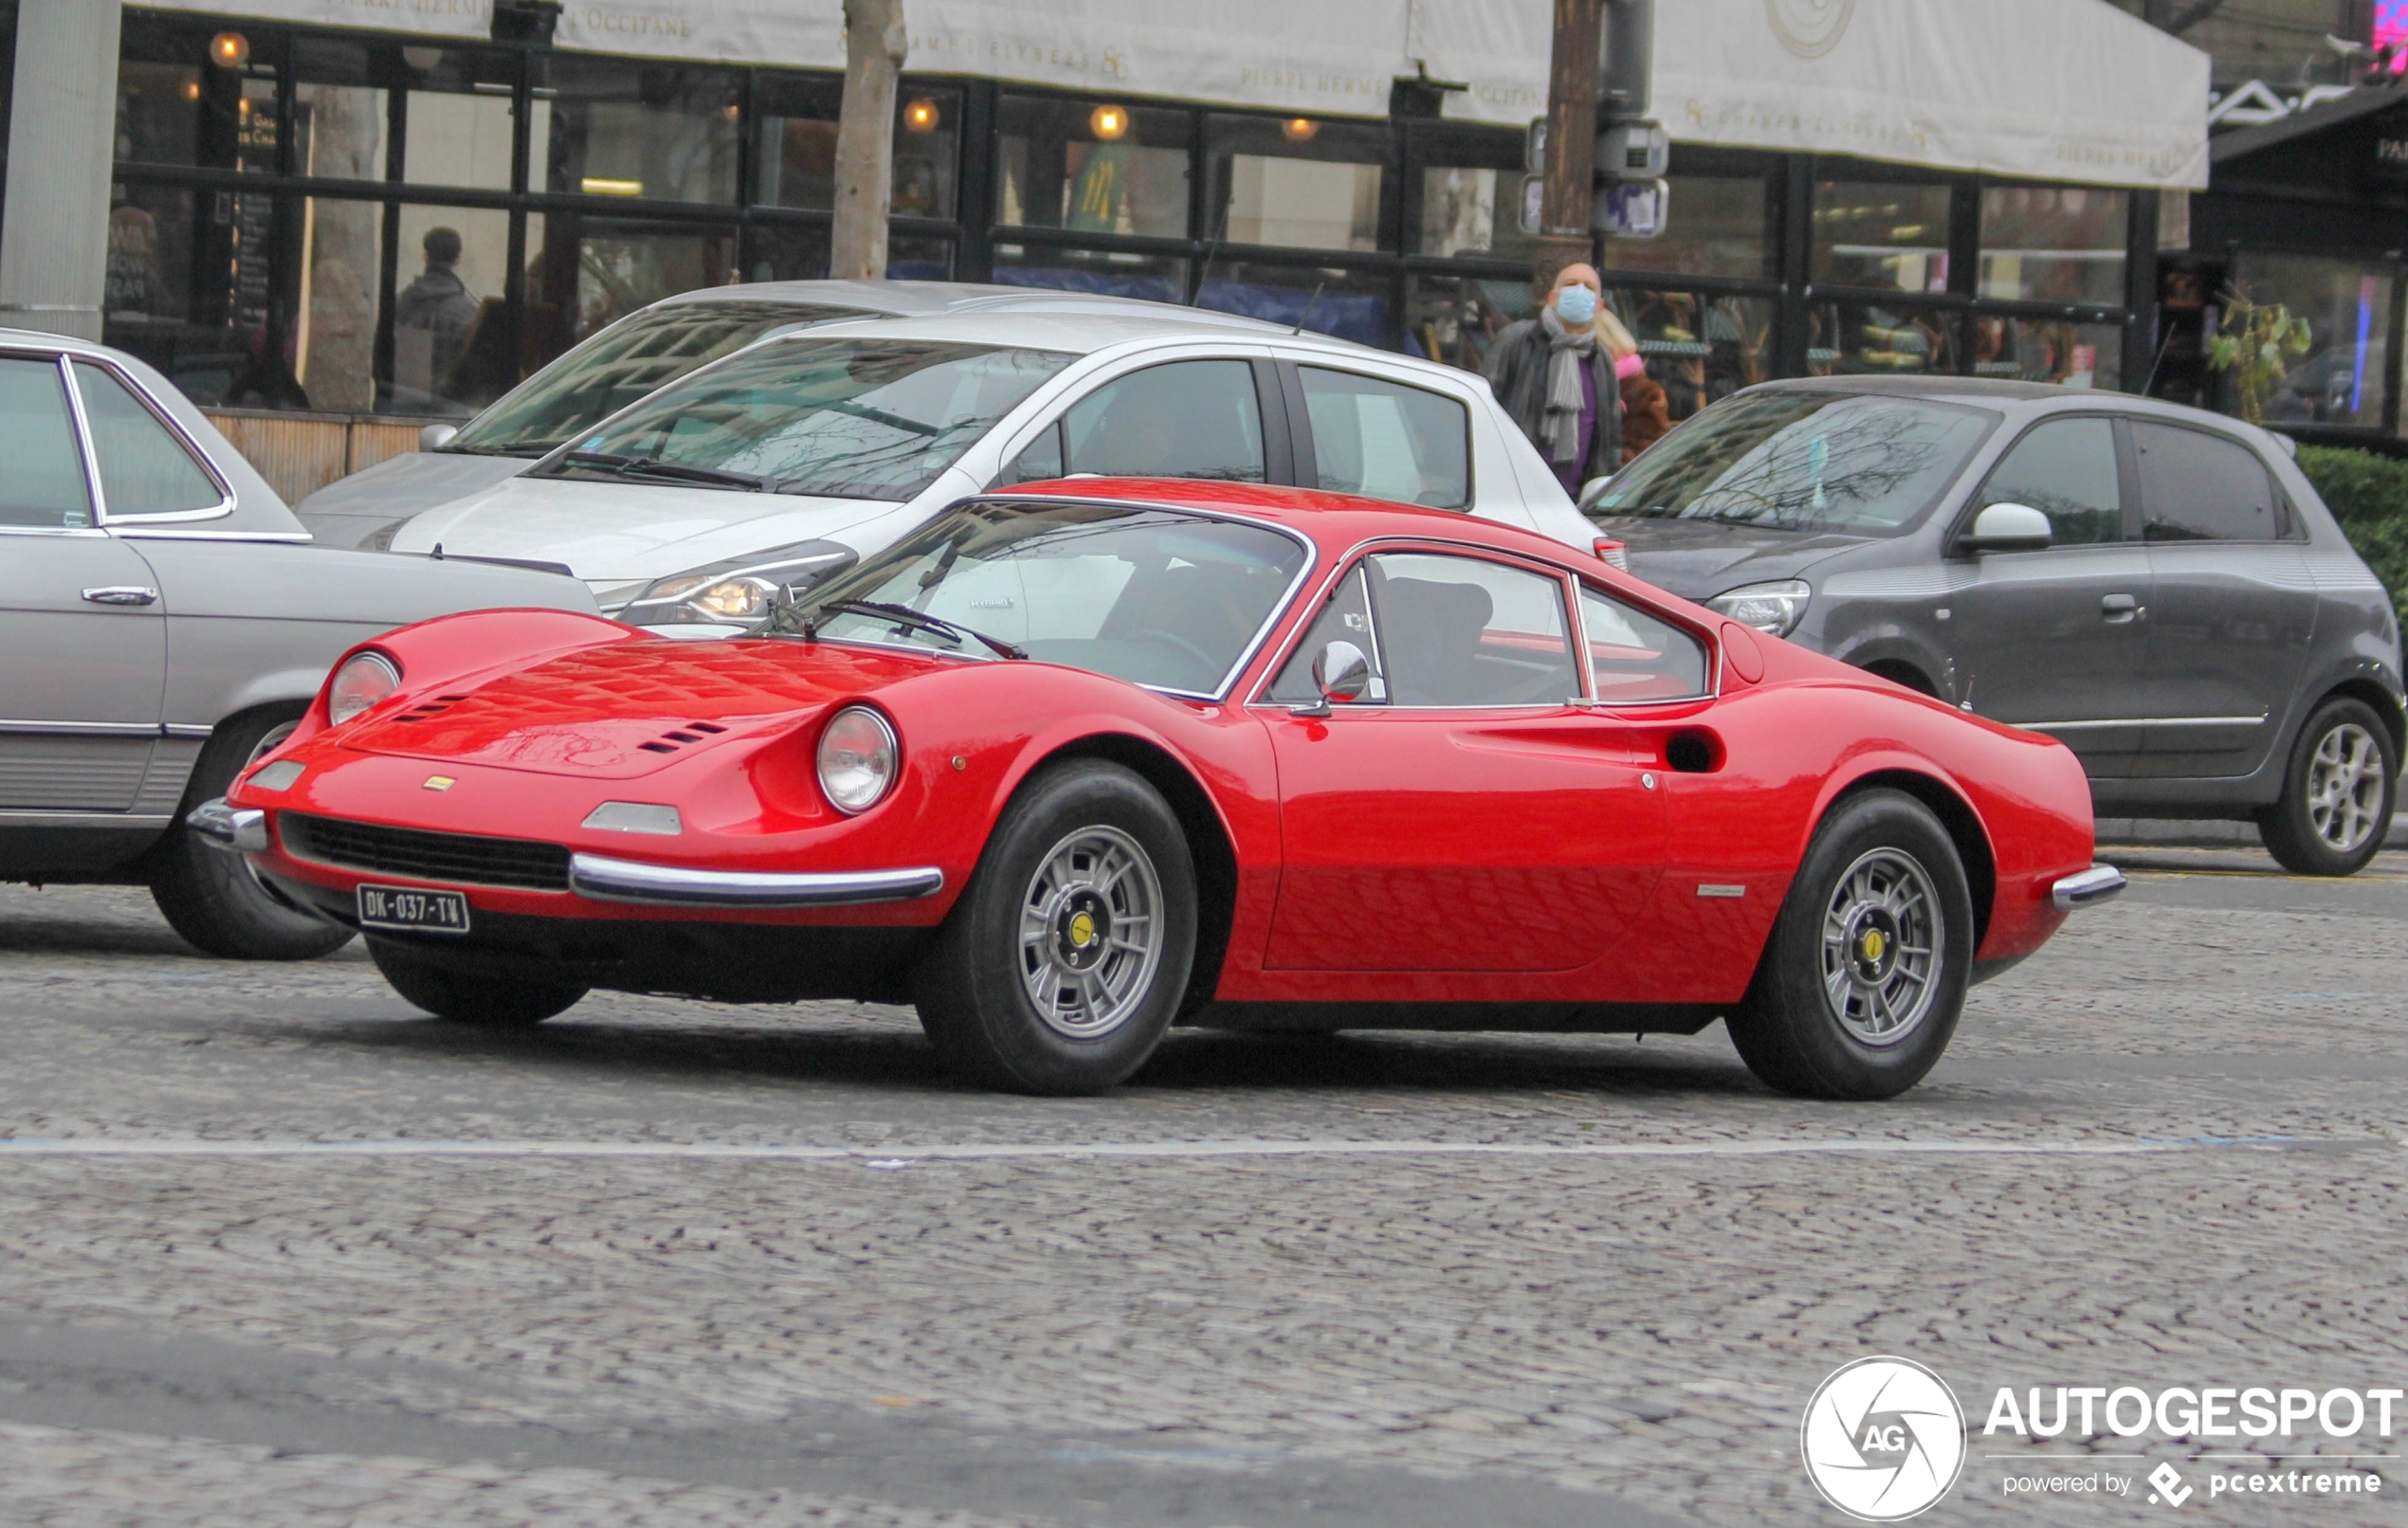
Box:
[2051,864,2127,911]
[568,853,943,909]
[186,797,267,853]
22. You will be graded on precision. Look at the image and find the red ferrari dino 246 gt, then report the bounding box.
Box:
[200,480,2122,1098]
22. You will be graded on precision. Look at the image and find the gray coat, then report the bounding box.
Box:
[1483,318,1622,485]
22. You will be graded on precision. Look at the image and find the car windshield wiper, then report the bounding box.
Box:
[804,599,1027,660]
[554,449,767,492]
[821,398,941,437]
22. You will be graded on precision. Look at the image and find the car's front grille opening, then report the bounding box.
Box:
[281,813,571,891]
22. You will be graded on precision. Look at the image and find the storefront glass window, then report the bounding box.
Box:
[993,244,1186,304]
[544,56,739,204]
[295,196,380,414]
[387,45,528,191]
[1601,175,1773,281]
[1200,260,1390,346]
[387,207,512,415]
[997,96,1191,238]
[1808,299,1961,378]
[2227,253,2394,429]
[103,185,276,408]
[1813,180,1953,292]
[291,36,384,184]
[116,15,273,172]
[1979,187,2127,304]
[1404,274,1534,373]
[520,212,737,373]
[1416,166,1537,262]
[1208,114,1388,253]
[755,77,958,218]
[1972,315,2123,390]
[1607,289,1778,423]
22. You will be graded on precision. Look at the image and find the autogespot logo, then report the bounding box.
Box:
[1802,1357,1968,1520]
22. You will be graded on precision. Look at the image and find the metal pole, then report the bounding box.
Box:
[0,0,125,341]
[1534,0,1603,301]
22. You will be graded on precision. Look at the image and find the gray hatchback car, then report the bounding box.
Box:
[1587,377,2404,875]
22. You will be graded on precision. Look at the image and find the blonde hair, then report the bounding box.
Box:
[1594,303,1638,362]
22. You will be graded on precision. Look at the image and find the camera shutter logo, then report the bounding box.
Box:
[1801,1357,1966,1520]
[1768,0,1858,58]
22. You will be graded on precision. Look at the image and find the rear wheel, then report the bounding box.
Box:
[2256,698,2397,878]
[915,761,1195,1095]
[368,937,586,1028]
[150,713,355,960]
[1726,790,1973,1101]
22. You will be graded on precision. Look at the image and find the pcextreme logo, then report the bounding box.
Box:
[1801,1357,1967,1520]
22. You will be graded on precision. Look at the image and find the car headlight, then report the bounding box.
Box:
[622,540,859,630]
[1706,580,1812,638]
[816,706,899,815]
[327,651,401,725]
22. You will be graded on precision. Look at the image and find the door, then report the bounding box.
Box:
[1941,415,2153,778]
[2129,420,2319,779]
[1261,550,1669,973]
[0,355,165,811]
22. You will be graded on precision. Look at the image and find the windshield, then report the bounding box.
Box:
[532,338,1072,501]
[1592,391,1997,535]
[780,499,1310,695]
[446,301,869,456]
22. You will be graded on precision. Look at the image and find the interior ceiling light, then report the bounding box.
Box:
[1089,104,1130,141]
[210,30,250,68]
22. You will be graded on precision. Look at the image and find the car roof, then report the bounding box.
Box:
[649,277,1292,336]
[1748,373,2291,439]
[729,306,1386,357]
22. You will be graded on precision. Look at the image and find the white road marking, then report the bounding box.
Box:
[0,1135,2316,1165]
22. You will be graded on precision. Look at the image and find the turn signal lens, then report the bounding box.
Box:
[816,705,898,815]
[327,651,400,725]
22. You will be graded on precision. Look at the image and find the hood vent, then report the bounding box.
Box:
[636,719,731,755]
[392,694,472,723]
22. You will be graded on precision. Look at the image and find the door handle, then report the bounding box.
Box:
[82,587,158,607]
[2100,593,2141,625]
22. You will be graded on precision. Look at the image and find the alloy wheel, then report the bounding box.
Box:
[1819,846,1945,1047]
[2307,721,2387,854]
[1016,826,1164,1039]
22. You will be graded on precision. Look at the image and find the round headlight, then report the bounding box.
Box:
[327,651,400,725]
[816,705,898,814]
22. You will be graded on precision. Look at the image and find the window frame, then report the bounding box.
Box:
[2125,415,2295,548]
[67,355,239,525]
[0,349,106,537]
[1282,359,1473,511]
[1574,579,1718,707]
[1949,409,2141,550]
[1004,353,1296,489]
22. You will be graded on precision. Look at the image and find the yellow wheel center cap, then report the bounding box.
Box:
[1068,911,1098,948]
[1860,928,1887,962]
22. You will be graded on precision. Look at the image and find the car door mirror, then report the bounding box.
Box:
[419,423,459,451]
[1577,475,1614,513]
[1961,501,2052,555]
[1290,640,1375,717]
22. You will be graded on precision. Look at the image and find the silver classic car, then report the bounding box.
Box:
[1,332,598,957]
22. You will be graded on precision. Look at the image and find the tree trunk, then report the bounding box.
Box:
[1533,0,1601,303]
[830,0,907,281]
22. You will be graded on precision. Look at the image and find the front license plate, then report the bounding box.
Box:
[356,883,471,935]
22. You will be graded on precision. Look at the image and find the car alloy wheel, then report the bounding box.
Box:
[1017,826,1165,1040]
[2306,720,2386,855]
[1819,847,1945,1047]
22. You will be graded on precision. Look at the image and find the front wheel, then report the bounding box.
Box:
[914,761,1196,1095]
[2257,698,2398,878]
[369,937,586,1028]
[1726,790,1974,1101]
[151,713,355,960]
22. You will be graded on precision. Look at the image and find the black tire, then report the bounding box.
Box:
[914,760,1196,1095]
[1726,790,1974,1101]
[368,937,586,1028]
[149,712,355,961]
[2256,697,2398,878]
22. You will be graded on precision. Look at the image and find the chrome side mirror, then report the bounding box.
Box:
[1290,640,1374,717]
[419,423,460,451]
[1577,475,1614,513]
[1961,501,2052,555]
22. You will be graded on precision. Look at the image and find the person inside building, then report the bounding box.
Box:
[1483,262,1669,496]
[392,226,481,406]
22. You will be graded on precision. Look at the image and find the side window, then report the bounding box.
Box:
[1063,359,1267,482]
[0,358,94,529]
[73,363,224,517]
[2131,422,2282,543]
[1268,564,1387,705]
[1298,367,1470,509]
[1369,552,1578,707]
[1000,420,1065,485]
[1579,586,1710,703]
[1975,417,2124,546]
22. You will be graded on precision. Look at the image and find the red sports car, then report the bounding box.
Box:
[198,479,2122,1099]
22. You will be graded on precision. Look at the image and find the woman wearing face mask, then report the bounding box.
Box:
[1483,264,1668,497]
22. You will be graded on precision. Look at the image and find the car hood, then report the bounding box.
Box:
[384,475,912,597]
[340,637,946,780]
[1596,515,1872,600]
[296,450,534,546]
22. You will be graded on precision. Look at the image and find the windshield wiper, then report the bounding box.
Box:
[821,398,941,437]
[554,449,766,491]
[804,599,1027,660]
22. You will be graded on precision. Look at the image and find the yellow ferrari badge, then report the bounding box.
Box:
[1068,911,1097,948]
[1861,929,1886,962]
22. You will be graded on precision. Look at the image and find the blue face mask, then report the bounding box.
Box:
[1555,286,1598,325]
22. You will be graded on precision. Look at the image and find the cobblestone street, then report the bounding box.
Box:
[0,848,2402,1526]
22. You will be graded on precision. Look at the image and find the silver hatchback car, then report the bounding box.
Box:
[1590,378,2404,875]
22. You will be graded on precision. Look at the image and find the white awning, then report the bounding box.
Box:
[152,0,2210,190]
